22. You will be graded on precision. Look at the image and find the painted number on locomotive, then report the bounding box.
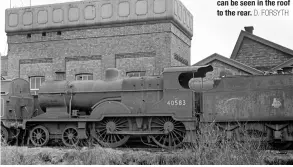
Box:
[167,99,186,106]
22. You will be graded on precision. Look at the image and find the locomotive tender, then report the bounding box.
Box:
[1,65,293,149]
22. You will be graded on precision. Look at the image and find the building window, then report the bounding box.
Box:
[30,76,45,95]
[55,72,66,81]
[75,73,93,80]
[126,71,146,77]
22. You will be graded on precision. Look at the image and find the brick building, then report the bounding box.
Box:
[194,26,293,79]
[1,56,8,77]
[3,0,193,93]
[231,27,293,71]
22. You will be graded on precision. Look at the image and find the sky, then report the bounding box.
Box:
[0,0,293,64]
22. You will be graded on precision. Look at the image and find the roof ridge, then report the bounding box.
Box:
[231,30,293,59]
[193,53,263,75]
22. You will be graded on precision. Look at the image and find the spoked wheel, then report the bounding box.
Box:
[30,125,49,147]
[62,127,79,147]
[1,125,9,145]
[92,117,132,148]
[269,141,293,150]
[149,117,186,149]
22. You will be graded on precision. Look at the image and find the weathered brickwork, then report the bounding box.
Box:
[1,56,8,76]
[235,37,292,71]
[205,60,250,79]
[116,57,156,76]
[20,58,53,64]
[171,24,191,67]
[20,63,54,81]
[7,22,191,81]
[66,60,102,81]
[173,54,189,66]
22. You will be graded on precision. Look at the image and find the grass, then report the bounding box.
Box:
[0,123,290,165]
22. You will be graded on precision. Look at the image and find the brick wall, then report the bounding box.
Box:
[7,22,191,81]
[171,24,191,67]
[115,52,156,76]
[20,63,54,81]
[66,60,102,81]
[1,56,8,76]
[206,60,250,79]
[235,37,292,71]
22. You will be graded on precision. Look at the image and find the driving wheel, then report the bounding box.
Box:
[92,117,131,148]
[149,117,186,149]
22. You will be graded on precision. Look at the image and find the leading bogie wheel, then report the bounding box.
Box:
[1,125,9,145]
[30,125,50,147]
[62,127,79,147]
[149,117,186,149]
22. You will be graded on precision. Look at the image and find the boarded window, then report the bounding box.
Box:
[55,72,66,80]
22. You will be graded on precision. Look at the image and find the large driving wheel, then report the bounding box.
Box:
[1,125,9,144]
[149,117,186,149]
[30,125,50,147]
[62,127,79,147]
[92,117,131,148]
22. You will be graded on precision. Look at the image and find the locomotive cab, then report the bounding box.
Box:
[162,65,214,119]
[163,65,214,90]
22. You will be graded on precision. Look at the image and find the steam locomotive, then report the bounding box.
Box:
[1,65,293,149]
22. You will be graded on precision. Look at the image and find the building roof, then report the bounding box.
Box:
[193,53,264,75]
[5,0,193,38]
[230,30,293,60]
[270,58,293,71]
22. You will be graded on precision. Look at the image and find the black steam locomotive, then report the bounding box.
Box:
[1,65,293,149]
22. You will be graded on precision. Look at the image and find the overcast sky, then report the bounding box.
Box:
[0,0,292,64]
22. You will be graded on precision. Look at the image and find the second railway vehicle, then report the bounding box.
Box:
[1,65,293,149]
